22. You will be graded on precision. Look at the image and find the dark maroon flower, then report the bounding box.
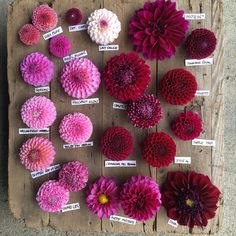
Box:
[65,8,83,25]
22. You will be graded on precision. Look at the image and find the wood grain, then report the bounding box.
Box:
[8,0,224,233]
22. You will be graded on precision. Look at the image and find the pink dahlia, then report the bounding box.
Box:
[86,176,119,218]
[21,96,56,129]
[120,176,161,221]
[59,113,93,144]
[103,52,151,102]
[59,161,89,192]
[32,5,58,32]
[20,52,54,86]
[127,94,163,128]
[171,111,203,140]
[36,180,69,212]
[19,137,55,171]
[18,24,40,46]
[49,35,71,58]
[129,0,189,60]
[100,126,134,161]
[61,58,101,99]
[65,8,83,25]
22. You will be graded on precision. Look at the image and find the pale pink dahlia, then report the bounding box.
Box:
[120,176,161,221]
[49,35,71,58]
[59,161,89,192]
[21,96,56,129]
[86,176,119,218]
[61,58,101,99]
[19,137,55,171]
[59,113,93,144]
[20,52,54,86]
[36,180,69,212]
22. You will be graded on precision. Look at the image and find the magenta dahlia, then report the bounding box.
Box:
[49,35,71,58]
[18,24,40,46]
[86,176,119,218]
[129,0,189,60]
[120,176,162,221]
[103,52,151,102]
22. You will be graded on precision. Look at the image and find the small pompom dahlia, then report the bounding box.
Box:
[21,96,56,129]
[59,161,89,192]
[171,111,203,141]
[160,68,197,105]
[61,58,101,99]
[36,180,69,212]
[120,176,161,221]
[49,35,71,58]
[59,113,93,144]
[129,0,189,60]
[185,28,217,59]
[100,126,134,161]
[87,8,121,45]
[127,94,163,129]
[32,5,58,32]
[86,176,119,218]
[103,52,151,102]
[162,171,221,228]
[18,24,40,46]
[19,137,55,171]
[65,8,83,25]
[20,52,54,87]
[141,132,176,168]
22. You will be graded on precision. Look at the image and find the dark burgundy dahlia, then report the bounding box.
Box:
[141,132,176,168]
[103,52,151,102]
[65,8,83,25]
[100,126,134,161]
[171,111,203,140]
[185,28,217,59]
[127,94,163,128]
[162,171,221,228]
[160,68,197,105]
[129,0,189,60]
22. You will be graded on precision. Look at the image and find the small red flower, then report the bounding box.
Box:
[100,126,134,161]
[160,68,197,105]
[18,24,40,46]
[162,171,221,228]
[141,132,176,168]
[185,28,217,59]
[65,8,83,25]
[171,111,203,140]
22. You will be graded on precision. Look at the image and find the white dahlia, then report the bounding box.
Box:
[87,8,121,45]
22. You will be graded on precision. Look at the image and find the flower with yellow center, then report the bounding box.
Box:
[186,199,194,208]
[98,193,109,204]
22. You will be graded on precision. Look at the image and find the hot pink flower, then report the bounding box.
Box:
[49,35,71,58]
[18,24,40,46]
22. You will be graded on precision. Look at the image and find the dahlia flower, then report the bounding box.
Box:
[18,24,40,46]
[65,8,83,25]
[49,35,71,58]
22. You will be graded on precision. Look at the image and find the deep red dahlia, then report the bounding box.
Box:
[127,94,163,128]
[162,171,221,228]
[171,111,203,140]
[103,52,151,102]
[141,132,176,168]
[129,0,189,60]
[65,8,83,25]
[185,28,217,59]
[100,126,134,161]
[160,68,197,105]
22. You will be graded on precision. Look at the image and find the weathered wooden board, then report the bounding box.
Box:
[8,0,224,234]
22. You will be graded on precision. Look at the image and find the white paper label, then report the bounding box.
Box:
[69,24,88,32]
[62,203,80,212]
[113,102,127,110]
[63,141,94,149]
[185,58,213,66]
[110,215,136,225]
[35,86,50,93]
[192,139,216,147]
[105,160,136,168]
[99,45,119,51]
[195,90,210,96]
[19,128,49,134]
[184,13,206,20]
[168,219,179,228]
[71,98,99,105]
[43,27,63,40]
[175,156,191,164]
[31,164,61,179]
[63,50,88,63]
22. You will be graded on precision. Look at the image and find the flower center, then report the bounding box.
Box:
[111,136,123,151]
[154,144,167,156]
[98,193,109,204]
[99,19,108,29]
[48,195,58,205]
[136,196,146,209]
[118,68,135,86]
[29,149,40,161]
[138,102,153,119]
[200,40,209,50]
[66,175,77,186]
[33,110,41,118]
[153,23,165,36]
[40,13,50,22]
[186,198,194,208]
[29,63,41,74]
